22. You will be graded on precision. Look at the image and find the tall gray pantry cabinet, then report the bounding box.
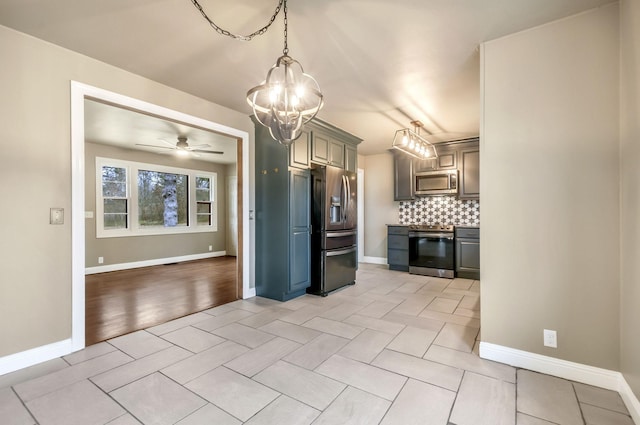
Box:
[253,117,361,301]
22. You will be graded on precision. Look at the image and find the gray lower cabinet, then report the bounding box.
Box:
[387,225,409,271]
[455,227,480,279]
[254,117,311,301]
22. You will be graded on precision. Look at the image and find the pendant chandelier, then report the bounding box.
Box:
[190,0,323,146]
[392,120,438,160]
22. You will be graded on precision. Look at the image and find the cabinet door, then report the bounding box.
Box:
[437,149,457,169]
[289,169,311,292]
[458,148,479,200]
[311,133,330,164]
[289,130,310,169]
[345,144,357,172]
[329,140,345,168]
[394,153,414,201]
[455,238,480,279]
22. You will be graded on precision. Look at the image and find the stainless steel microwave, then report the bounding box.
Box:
[415,169,458,196]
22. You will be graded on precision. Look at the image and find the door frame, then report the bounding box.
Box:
[70,81,252,351]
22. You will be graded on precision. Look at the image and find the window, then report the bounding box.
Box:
[96,157,217,238]
[196,176,212,226]
[138,170,188,228]
[101,165,128,229]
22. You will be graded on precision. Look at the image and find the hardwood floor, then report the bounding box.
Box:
[85,256,238,346]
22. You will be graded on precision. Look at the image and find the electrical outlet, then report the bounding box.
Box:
[208,245,213,251]
[98,257,104,264]
[543,329,557,348]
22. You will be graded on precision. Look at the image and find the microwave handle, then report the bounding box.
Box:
[450,173,457,190]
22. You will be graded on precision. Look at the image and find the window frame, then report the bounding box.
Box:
[96,157,218,238]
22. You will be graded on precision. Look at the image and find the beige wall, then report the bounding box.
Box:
[481,4,620,369]
[361,152,399,259]
[0,24,254,358]
[84,142,230,267]
[620,0,640,397]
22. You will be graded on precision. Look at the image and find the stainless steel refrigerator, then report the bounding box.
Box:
[308,164,357,296]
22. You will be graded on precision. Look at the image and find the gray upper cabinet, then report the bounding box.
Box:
[458,146,479,200]
[329,139,345,168]
[311,132,330,164]
[415,149,457,172]
[289,130,311,169]
[394,137,479,201]
[394,152,414,201]
[345,144,357,172]
[309,121,361,169]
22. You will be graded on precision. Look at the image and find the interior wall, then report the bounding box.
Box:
[480,4,620,369]
[0,24,254,358]
[620,0,640,398]
[361,152,399,259]
[84,142,229,267]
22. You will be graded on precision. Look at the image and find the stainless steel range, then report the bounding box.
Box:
[408,224,455,278]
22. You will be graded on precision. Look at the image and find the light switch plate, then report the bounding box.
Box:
[50,208,64,225]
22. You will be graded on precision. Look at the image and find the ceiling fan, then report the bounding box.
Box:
[135,136,223,156]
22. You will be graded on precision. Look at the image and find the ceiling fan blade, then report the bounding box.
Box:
[189,143,211,149]
[158,138,177,148]
[191,149,224,154]
[135,143,175,150]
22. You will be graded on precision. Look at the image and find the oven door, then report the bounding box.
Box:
[408,231,455,272]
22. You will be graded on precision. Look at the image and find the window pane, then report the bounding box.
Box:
[196,177,210,201]
[102,182,127,198]
[102,166,127,197]
[197,214,211,225]
[138,170,188,227]
[104,214,127,229]
[197,202,211,214]
[104,199,127,214]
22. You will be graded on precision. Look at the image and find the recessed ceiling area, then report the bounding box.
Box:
[84,99,238,164]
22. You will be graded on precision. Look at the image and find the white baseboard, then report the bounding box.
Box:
[85,251,227,275]
[480,342,640,423]
[0,339,73,376]
[244,287,256,299]
[361,256,387,265]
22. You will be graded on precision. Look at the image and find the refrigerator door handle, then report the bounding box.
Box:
[326,230,357,238]
[326,246,357,257]
[343,175,349,222]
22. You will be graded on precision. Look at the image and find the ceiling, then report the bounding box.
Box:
[0,0,614,156]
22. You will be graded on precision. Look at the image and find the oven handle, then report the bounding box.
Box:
[326,246,357,257]
[409,232,454,240]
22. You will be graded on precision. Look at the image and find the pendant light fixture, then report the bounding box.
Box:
[190,0,323,146]
[392,120,438,160]
[246,1,323,145]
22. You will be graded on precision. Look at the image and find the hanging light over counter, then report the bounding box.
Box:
[392,120,437,160]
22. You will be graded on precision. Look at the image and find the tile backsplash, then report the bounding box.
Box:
[399,197,480,226]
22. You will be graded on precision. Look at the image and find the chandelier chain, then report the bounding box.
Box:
[282,0,289,55]
[189,0,284,42]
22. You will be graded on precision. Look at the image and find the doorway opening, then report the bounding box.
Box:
[71,82,252,350]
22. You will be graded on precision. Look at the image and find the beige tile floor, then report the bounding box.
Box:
[0,263,635,425]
